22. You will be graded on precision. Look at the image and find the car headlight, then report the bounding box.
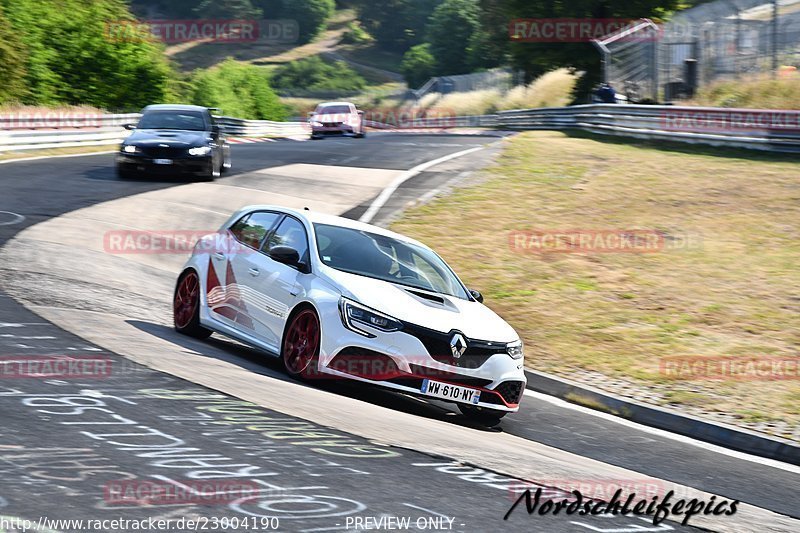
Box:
[122,145,138,154]
[188,146,212,156]
[507,339,524,360]
[310,121,323,127]
[339,298,402,337]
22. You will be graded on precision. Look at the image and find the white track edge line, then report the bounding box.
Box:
[523,389,800,474]
[358,146,483,223]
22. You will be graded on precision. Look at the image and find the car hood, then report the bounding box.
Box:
[319,267,518,343]
[125,129,210,146]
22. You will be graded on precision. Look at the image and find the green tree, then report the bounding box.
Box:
[505,0,680,93]
[351,0,442,53]
[0,0,174,109]
[401,44,436,88]
[281,0,335,44]
[468,0,509,69]
[0,5,29,104]
[195,0,263,18]
[426,0,481,75]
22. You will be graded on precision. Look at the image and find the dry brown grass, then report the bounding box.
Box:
[686,73,800,109]
[429,89,503,116]
[392,131,800,429]
[499,68,579,110]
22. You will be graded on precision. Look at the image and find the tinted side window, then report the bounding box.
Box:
[265,217,309,263]
[230,212,281,249]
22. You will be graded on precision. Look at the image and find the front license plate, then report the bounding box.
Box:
[153,158,173,165]
[421,379,481,404]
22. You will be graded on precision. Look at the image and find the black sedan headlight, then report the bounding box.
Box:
[121,144,139,154]
[188,146,212,156]
[339,298,402,337]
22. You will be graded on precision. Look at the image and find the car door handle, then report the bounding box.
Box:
[213,252,225,261]
[248,268,260,277]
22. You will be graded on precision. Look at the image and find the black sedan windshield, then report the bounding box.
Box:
[314,224,469,300]
[137,111,207,131]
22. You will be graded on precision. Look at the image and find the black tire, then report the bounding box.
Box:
[173,271,212,340]
[459,405,507,427]
[199,161,219,182]
[221,147,232,174]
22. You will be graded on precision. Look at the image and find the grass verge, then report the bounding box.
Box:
[391,131,800,437]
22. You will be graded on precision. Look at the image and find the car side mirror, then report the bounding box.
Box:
[123,124,136,130]
[469,289,484,303]
[308,112,316,117]
[270,246,307,272]
[358,110,365,115]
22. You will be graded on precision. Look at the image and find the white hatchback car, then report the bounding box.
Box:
[173,206,526,424]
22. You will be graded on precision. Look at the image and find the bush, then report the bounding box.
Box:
[188,59,288,120]
[340,21,372,44]
[401,44,436,89]
[271,56,366,92]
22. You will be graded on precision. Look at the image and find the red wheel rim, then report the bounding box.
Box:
[174,272,199,329]
[283,310,320,375]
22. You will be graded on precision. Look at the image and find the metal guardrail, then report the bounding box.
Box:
[1,105,798,153]
[390,104,800,153]
[0,114,309,153]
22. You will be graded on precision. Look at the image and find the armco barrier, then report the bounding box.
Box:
[0,114,309,153]
[1,105,799,153]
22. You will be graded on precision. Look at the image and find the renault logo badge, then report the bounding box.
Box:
[450,333,467,359]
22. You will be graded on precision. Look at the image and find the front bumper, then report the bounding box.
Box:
[117,154,213,176]
[311,124,357,136]
[316,317,526,413]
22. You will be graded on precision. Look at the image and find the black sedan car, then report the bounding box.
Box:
[117,105,231,181]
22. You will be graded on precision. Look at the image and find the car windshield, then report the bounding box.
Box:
[314,224,469,300]
[137,111,206,131]
[317,105,351,115]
